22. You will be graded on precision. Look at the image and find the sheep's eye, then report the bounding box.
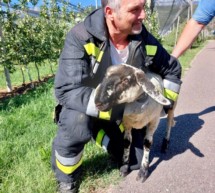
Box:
[122,77,129,85]
[118,95,123,100]
[107,85,112,90]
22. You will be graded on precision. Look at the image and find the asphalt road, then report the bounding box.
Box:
[107,40,215,193]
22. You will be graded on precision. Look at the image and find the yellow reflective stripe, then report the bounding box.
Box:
[56,157,83,174]
[119,123,125,133]
[146,45,157,56]
[84,43,99,56]
[96,129,105,147]
[99,110,112,120]
[84,43,104,62]
[164,88,178,101]
[97,51,104,62]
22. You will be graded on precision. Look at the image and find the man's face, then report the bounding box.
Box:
[113,0,146,35]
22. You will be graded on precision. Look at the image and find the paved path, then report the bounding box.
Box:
[108,40,215,193]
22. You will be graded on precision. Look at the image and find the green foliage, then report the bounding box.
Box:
[163,20,206,49]
[0,0,92,89]
[144,5,163,43]
[162,23,207,75]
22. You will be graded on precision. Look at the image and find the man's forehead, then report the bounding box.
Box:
[121,0,146,8]
[121,0,146,4]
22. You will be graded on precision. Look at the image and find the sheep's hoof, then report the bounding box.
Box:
[136,167,148,182]
[161,138,170,153]
[119,164,130,177]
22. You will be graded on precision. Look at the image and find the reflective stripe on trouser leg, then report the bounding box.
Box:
[55,150,83,175]
[119,123,125,133]
[95,123,124,150]
[95,129,110,151]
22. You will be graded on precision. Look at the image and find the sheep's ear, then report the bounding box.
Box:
[135,70,171,106]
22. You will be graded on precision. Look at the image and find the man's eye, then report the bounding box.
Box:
[131,8,138,12]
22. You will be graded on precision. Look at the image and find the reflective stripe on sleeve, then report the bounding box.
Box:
[145,45,157,56]
[55,150,83,174]
[99,110,112,120]
[163,79,180,93]
[86,90,112,120]
[86,89,99,117]
[164,88,178,102]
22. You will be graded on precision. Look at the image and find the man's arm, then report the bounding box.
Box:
[172,18,205,58]
[172,0,215,58]
[54,28,94,113]
[143,29,182,107]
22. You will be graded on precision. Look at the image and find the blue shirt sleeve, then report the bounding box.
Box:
[192,0,215,25]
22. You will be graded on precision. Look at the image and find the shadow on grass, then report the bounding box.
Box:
[0,77,54,111]
[77,153,120,191]
[82,153,120,176]
[148,106,215,176]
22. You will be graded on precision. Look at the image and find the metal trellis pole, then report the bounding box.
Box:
[95,0,98,9]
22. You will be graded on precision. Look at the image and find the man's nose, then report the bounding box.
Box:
[139,9,146,20]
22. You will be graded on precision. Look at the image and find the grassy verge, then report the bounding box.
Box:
[0,78,122,193]
[0,39,207,192]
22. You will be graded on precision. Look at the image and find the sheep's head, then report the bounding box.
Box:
[94,64,170,111]
[95,64,143,111]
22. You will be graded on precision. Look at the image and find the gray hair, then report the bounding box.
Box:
[101,0,121,10]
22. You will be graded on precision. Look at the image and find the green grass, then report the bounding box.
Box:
[163,30,207,76]
[163,43,207,76]
[0,79,57,193]
[0,78,121,193]
[0,38,207,192]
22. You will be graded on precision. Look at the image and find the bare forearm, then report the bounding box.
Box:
[172,19,205,58]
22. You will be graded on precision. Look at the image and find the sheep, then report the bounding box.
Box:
[94,63,176,182]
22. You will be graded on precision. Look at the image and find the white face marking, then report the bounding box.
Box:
[127,75,131,80]
[107,89,114,97]
[117,84,143,103]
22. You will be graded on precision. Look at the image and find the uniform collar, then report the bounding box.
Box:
[84,8,108,41]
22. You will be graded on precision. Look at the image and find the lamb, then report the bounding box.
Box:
[94,64,176,182]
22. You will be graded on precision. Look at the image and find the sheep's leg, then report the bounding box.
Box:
[137,120,159,182]
[136,146,150,182]
[120,128,132,177]
[161,103,176,153]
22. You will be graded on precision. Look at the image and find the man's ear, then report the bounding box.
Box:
[105,6,114,21]
[135,70,171,106]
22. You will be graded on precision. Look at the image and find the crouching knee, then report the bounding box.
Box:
[58,108,92,144]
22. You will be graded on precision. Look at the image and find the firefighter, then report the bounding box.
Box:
[52,0,182,192]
